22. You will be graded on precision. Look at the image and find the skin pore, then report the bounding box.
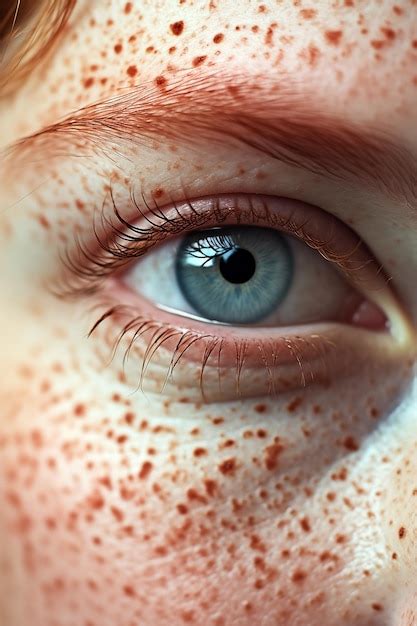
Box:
[0,1,417,625]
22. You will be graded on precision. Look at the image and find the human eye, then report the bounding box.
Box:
[55,189,410,402]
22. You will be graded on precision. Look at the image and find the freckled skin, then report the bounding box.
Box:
[0,1,417,626]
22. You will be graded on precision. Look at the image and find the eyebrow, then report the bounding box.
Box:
[8,67,417,205]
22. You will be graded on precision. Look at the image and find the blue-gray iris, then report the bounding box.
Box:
[175,226,294,324]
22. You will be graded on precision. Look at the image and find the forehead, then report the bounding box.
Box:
[2,0,417,148]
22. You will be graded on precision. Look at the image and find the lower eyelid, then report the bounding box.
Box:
[88,279,414,401]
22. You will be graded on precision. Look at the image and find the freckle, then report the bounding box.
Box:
[218,458,237,475]
[110,506,124,522]
[124,2,133,14]
[412,40,417,49]
[138,461,153,480]
[213,33,224,43]
[124,411,134,425]
[342,436,359,451]
[264,438,284,471]
[331,467,348,481]
[87,491,105,510]
[292,569,307,583]
[258,4,267,13]
[264,23,277,46]
[120,486,134,501]
[177,503,188,515]
[381,27,396,40]
[114,43,123,54]
[126,65,138,77]
[83,77,94,88]
[192,55,207,67]
[30,430,43,449]
[300,8,317,19]
[155,75,167,89]
[170,20,184,36]
[98,476,112,490]
[372,604,383,611]
[37,214,50,229]
[305,44,321,67]
[398,526,406,539]
[393,5,403,16]
[250,534,266,552]
[193,447,207,457]
[123,584,135,597]
[187,488,207,504]
[287,397,303,413]
[73,403,85,417]
[116,434,127,444]
[392,552,397,559]
[324,30,343,45]
[299,516,311,532]
[335,533,346,543]
[344,0,354,5]
[47,457,56,469]
[153,187,165,199]
[212,417,224,425]
[255,403,267,413]
[220,439,235,449]
[169,46,176,54]
[204,479,217,496]
[256,429,267,439]
[371,40,385,50]
[145,45,154,53]
[40,379,51,393]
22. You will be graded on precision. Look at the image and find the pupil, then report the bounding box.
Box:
[219,247,256,284]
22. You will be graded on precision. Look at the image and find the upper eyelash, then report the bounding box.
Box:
[52,182,385,301]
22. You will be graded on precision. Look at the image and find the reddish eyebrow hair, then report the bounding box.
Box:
[8,67,417,205]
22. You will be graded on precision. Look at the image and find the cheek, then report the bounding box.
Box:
[382,408,417,587]
[0,336,413,626]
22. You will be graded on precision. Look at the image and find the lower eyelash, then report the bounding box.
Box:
[86,299,342,401]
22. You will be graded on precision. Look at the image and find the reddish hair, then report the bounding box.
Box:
[0,0,76,97]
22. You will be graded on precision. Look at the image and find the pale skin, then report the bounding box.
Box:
[0,1,417,625]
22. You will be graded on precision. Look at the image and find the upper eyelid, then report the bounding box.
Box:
[7,68,417,206]
[53,191,390,306]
